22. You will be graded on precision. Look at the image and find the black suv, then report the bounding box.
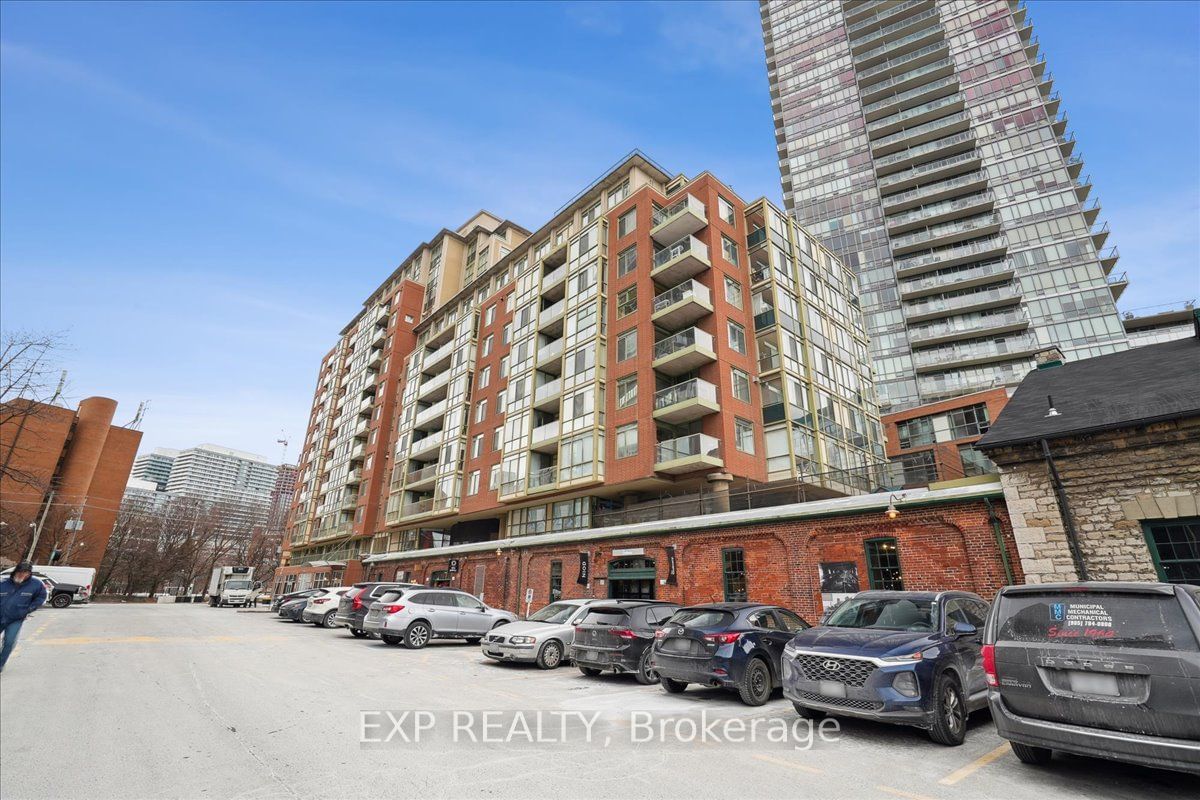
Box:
[571,600,680,684]
[985,581,1200,774]
[335,582,423,638]
[651,603,810,705]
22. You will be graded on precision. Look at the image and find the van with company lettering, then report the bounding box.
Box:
[984,582,1200,775]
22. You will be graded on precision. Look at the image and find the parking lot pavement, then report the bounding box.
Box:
[1,605,1195,800]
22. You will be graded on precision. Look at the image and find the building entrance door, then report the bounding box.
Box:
[606,557,656,599]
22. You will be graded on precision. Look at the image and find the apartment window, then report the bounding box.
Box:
[471,434,484,459]
[616,329,638,361]
[618,208,637,238]
[617,245,638,277]
[959,445,996,477]
[617,286,637,318]
[865,538,904,590]
[948,403,991,439]
[492,427,501,451]
[722,548,748,602]
[722,235,739,266]
[475,399,488,423]
[616,374,638,409]
[734,418,755,454]
[489,464,500,491]
[718,195,735,225]
[502,324,511,346]
[608,179,630,207]
[731,368,751,402]
[896,416,935,449]
[893,451,938,485]
[1143,518,1200,583]
[581,202,601,226]
[478,366,491,389]
[724,276,742,308]
[484,305,496,326]
[467,470,481,496]
[499,356,509,378]
[728,321,747,354]
[481,334,493,358]
[616,423,638,458]
[549,561,563,602]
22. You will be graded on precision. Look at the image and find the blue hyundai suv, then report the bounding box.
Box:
[781,590,991,745]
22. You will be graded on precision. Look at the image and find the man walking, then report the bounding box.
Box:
[1,561,47,672]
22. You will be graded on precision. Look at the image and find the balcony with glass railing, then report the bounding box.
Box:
[870,109,970,154]
[536,337,564,373]
[404,462,439,490]
[413,398,448,431]
[533,376,562,410]
[400,497,436,518]
[894,234,1008,277]
[540,263,567,300]
[1107,270,1129,301]
[528,464,558,492]
[917,362,1033,402]
[874,129,974,176]
[530,420,561,453]
[862,75,959,122]
[859,55,954,104]
[652,326,717,376]
[891,213,1002,256]
[651,235,711,286]
[858,39,949,84]
[912,333,1040,372]
[853,23,943,69]
[423,339,456,375]
[898,259,1014,299]
[654,433,722,475]
[653,378,720,424]
[907,308,1030,346]
[651,194,707,245]
[878,151,982,195]
[868,94,963,139]
[905,282,1022,322]
[850,5,939,53]
[417,368,453,403]
[651,279,713,330]
[847,0,932,36]
[886,191,994,232]
[1099,245,1120,272]
[408,430,445,459]
[538,298,566,334]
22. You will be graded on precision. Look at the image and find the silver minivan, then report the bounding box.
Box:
[363,587,517,648]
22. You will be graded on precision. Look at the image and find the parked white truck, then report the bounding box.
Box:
[207,566,256,607]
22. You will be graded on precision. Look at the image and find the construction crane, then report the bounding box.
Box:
[276,432,289,464]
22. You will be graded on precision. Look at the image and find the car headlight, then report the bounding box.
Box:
[509,636,536,645]
[783,642,801,658]
[880,651,923,662]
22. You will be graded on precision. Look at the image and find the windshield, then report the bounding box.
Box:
[580,609,630,627]
[225,581,252,590]
[528,602,579,624]
[826,597,937,632]
[667,609,735,629]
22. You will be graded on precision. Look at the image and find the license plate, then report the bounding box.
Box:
[1067,670,1119,697]
[818,680,847,698]
[582,650,600,661]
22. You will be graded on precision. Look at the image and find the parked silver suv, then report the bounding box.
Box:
[363,587,517,648]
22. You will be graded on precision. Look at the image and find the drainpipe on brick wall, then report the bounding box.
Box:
[984,497,1015,585]
[1040,438,1089,581]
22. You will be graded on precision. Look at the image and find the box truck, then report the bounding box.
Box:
[207,566,256,607]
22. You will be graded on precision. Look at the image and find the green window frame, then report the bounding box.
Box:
[865,537,904,590]
[549,560,563,602]
[722,547,748,602]
[1142,518,1200,584]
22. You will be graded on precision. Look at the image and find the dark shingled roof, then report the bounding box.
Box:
[976,335,1200,449]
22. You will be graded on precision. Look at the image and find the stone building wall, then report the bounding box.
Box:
[985,417,1200,583]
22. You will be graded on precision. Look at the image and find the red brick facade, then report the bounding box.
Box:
[883,388,1010,484]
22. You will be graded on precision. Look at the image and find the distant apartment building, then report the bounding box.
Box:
[130,447,179,491]
[882,387,1007,487]
[1123,303,1198,348]
[163,444,278,515]
[0,396,142,569]
[283,151,886,578]
[267,462,297,534]
[760,0,1128,412]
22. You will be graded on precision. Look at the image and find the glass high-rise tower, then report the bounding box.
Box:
[760,0,1129,411]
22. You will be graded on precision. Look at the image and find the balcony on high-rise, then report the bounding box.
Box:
[538,298,566,336]
[536,336,564,374]
[412,398,448,432]
[849,5,939,53]
[652,326,717,376]
[651,235,711,286]
[654,433,722,474]
[874,129,975,176]
[858,55,955,105]
[911,333,1040,373]
[862,75,959,122]
[893,235,1009,277]
[877,152,983,196]
[904,282,1022,323]
[897,259,1015,299]
[417,368,453,402]
[1107,271,1129,302]
[651,194,707,245]
[652,378,720,424]
[890,213,1003,256]
[651,279,713,330]
[532,374,562,411]
[530,418,561,453]
[907,308,1030,347]
[540,262,567,301]
[886,191,995,233]
[853,23,943,70]
[407,430,445,459]
[404,462,439,491]
[423,338,456,375]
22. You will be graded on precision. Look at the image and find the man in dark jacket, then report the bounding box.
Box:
[1,561,47,671]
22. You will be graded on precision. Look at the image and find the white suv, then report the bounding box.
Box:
[362,587,516,648]
[301,587,351,627]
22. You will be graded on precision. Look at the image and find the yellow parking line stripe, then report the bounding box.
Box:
[33,634,288,645]
[938,743,1010,785]
[752,753,824,774]
[877,786,936,800]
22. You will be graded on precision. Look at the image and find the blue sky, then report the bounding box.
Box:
[2,1,1197,461]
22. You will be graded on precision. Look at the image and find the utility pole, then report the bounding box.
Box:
[63,505,85,564]
[26,488,56,562]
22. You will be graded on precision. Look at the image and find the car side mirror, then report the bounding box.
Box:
[952,621,977,637]
[477,604,486,611]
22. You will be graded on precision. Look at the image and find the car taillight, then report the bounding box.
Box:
[352,595,364,611]
[313,598,328,604]
[982,644,997,687]
[386,604,405,614]
[704,632,743,645]
[654,629,667,639]
[611,629,636,639]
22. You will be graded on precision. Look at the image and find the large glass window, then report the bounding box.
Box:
[728,321,747,354]
[948,403,991,438]
[724,276,743,308]
[616,423,638,458]
[895,416,935,449]
[735,418,755,454]
[865,538,904,590]
[616,374,637,408]
[617,245,637,277]
[616,329,638,361]
[618,208,637,238]
[1144,518,1200,584]
[722,235,739,266]
[722,548,748,602]
[731,368,751,402]
[617,286,637,318]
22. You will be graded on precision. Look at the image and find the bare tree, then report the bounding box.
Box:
[0,330,67,488]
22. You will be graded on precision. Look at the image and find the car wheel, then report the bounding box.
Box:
[928,672,967,746]
[50,594,72,609]
[634,649,659,685]
[578,666,602,677]
[791,702,826,720]
[536,640,564,670]
[738,658,772,706]
[1009,741,1052,765]
[661,678,688,694]
[350,628,368,638]
[381,634,401,646]
[321,611,338,629]
[491,619,509,629]
[405,621,431,649]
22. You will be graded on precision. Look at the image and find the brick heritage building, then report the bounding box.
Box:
[0,396,142,570]
[977,320,1200,584]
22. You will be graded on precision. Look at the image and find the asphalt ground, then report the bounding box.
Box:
[1,604,1195,799]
